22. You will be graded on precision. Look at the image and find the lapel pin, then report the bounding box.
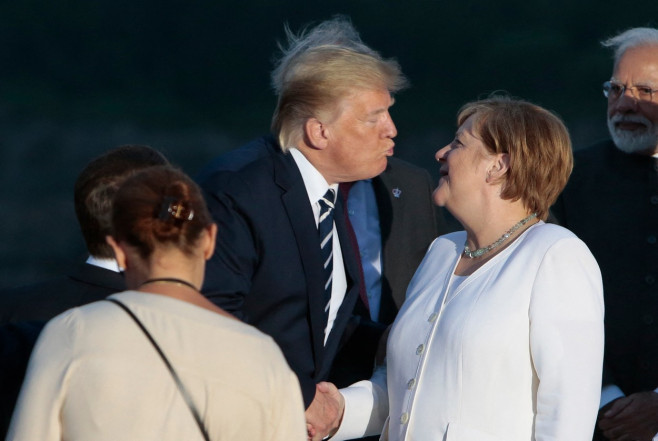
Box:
[392,188,402,198]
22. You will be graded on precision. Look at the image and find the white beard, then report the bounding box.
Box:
[607,113,658,154]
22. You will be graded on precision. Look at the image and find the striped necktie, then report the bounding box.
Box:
[318,188,336,323]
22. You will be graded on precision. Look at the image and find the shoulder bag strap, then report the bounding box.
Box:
[105,298,210,441]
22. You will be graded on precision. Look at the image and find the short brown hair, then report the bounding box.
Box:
[457,96,573,220]
[270,17,407,151]
[74,145,168,258]
[111,166,213,259]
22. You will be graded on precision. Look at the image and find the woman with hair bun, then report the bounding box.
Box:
[7,166,306,441]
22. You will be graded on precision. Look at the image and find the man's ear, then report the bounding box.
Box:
[304,118,329,150]
[106,236,127,271]
[486,153,510,183]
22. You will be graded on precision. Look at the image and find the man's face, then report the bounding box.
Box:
[607,44,658,154]
[321,88,397,183]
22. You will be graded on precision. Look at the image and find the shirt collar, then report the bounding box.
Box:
[289,148,338,204]
[86,256,121,272]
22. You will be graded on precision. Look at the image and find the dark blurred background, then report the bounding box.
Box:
[1,0,657,288]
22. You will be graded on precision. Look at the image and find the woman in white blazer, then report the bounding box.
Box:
[326,96,605,441]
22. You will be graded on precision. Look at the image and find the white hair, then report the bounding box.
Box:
[607,113,658,154]
[601,27,658,64]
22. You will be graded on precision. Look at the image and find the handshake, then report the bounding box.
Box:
[304,382,345,441]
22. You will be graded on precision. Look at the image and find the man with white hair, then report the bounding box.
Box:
[553,27,658,441]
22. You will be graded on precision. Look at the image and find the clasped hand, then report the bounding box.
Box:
[598,391,658,441]
[305,382,345,441]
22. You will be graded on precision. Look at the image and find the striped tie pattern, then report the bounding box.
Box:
[318,188,336,323]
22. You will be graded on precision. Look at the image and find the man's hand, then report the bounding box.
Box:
[305,382,345,441]
[598,391,658,441]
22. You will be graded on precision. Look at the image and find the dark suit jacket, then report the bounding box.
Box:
[552,139,658,395]
[329,158,443,388]
[374,157,444,322]
[0,262,124,438]
[198,136,361,407]
[0,263,124,323]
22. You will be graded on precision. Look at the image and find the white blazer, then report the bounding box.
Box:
[334,222,604,441]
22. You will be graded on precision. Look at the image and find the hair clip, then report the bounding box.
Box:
[158,196,194,221]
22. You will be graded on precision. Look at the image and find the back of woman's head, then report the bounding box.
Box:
[111,166,213,259]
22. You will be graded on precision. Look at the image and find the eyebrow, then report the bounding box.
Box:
[611,78,657,87]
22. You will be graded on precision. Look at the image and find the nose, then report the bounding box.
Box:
[383,112,397,138]
[435,144,450,162]
[611,89,639,114]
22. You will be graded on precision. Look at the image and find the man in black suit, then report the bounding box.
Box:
[552,27,658,441]
[197,17,408,439]
[0,144,168,436]
[198,136,444,389]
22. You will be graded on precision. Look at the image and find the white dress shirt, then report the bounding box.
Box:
[290,148,347,344]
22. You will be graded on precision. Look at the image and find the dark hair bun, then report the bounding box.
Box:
[111,166,212,258]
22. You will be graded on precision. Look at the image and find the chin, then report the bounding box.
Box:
[432,187,448,207]
[608,118,658,154]
[611,129,658,154]
[374,158,388,175]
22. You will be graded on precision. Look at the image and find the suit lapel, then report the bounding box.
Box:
[273,152,328,374]
[372,170,400,323]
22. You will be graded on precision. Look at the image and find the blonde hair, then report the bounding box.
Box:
[457,96,573,220]
[270,16,407,151]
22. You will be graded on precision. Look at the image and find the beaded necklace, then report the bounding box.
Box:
[463,213,537,258]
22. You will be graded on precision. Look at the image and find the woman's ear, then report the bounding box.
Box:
[486,153,510,183]
[304,118,329,150]
[201,224,218,260]
[106,236,127,271]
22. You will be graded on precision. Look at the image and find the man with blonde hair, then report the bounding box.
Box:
[554,27,658,441]
[198,17,439,440]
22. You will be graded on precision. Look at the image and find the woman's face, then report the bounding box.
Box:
[432,114,494,213]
